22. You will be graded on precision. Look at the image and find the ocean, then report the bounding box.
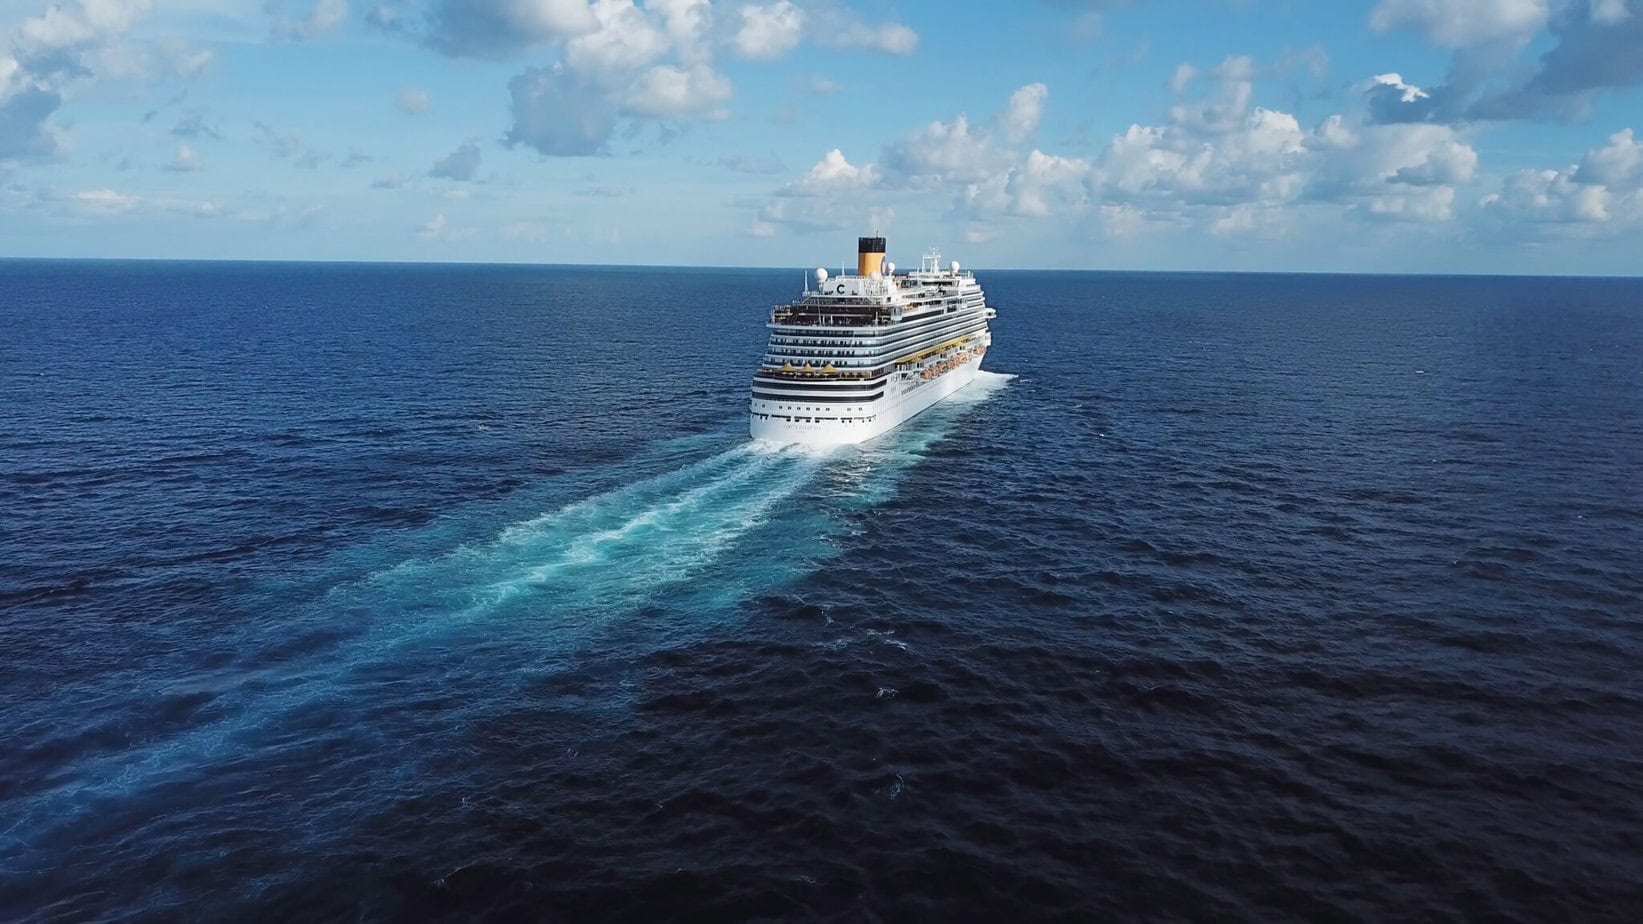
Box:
[2,260,1640,921]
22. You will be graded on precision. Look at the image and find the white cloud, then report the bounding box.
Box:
[999,83,1047,144]
[1364,184,1456,221]
[70,186,220,217]
[1169,63,1197,95]
[812,8,917,55]
[395,87,431,113]
[620,62,729,117]
[271,0,350,41]
[799,148,877,190]
[74,187,141,212]
[1006,149,1091,217]
[1576,128,1642,187]
[1485,168,1613,221]
[1369,0,1549,47]
[15,0,155,52]
[165,143,201,171]
[747,57,1502,242]
[1371,73,1429,104]
[1391,137,1478,185]
[732,1,803,60]
[883,114,1002,185]
[1096,107,1307,205]
[566,0,669,82]
[2,0,173,161]
[497,0,740,156]
[649,0,710,64]
[1483,127,1643,227]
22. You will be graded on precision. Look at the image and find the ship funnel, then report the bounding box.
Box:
[856,236,886,277]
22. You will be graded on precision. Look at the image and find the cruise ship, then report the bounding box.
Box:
[749,236,997,445]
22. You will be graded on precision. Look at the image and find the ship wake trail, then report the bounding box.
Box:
[1,373,1014,871]
[0,442,831,855]
[351,440,831,637]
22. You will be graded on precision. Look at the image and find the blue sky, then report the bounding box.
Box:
[3,0,1643,273]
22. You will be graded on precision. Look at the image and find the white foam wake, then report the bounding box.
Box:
[3,372,1017,848]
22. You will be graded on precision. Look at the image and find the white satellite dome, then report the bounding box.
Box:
[815,267,829,282]
[885,261,895,274]
[950,261,961,273]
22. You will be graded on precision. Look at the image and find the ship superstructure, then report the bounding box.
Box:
[749,236,997,445]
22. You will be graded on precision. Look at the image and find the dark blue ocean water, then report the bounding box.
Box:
[2,260,1641,921]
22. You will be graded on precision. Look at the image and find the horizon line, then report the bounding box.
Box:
[2,255,1640,281]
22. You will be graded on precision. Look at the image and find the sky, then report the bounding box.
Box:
[3,0,1643,273]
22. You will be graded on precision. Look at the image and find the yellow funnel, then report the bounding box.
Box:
[856,236,885,277]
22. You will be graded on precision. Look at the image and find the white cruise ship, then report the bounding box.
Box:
[749,236,997,445]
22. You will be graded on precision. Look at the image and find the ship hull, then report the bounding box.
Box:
[749,353,985,446]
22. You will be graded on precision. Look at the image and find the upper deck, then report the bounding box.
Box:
[770,248,982,329]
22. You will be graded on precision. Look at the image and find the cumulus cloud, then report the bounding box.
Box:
[883,113,1004,185]
[1365,184,1456,221]
[1508,1,1643,98]
[999,83,1048,144]
[1485,167,1614,221]
[1369,0,1549,47]
[496,0,743,156]
[1479,126,1643,230]
[1006,149,1091,217]
[749,63,1494,241]
[1365,1,1643,124]
[504,66,612,156]
[429,139,482,179]
[1391,137,1478,185]
[395,1,917,157]
[1,0,166,161]
[424,0,599,57]
[732,1,803,60]
[1372,73,1429,104]
[799,148,877,190]
[621,62,729,117]
[1575,127,1643,186]
[566,0,670,79]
